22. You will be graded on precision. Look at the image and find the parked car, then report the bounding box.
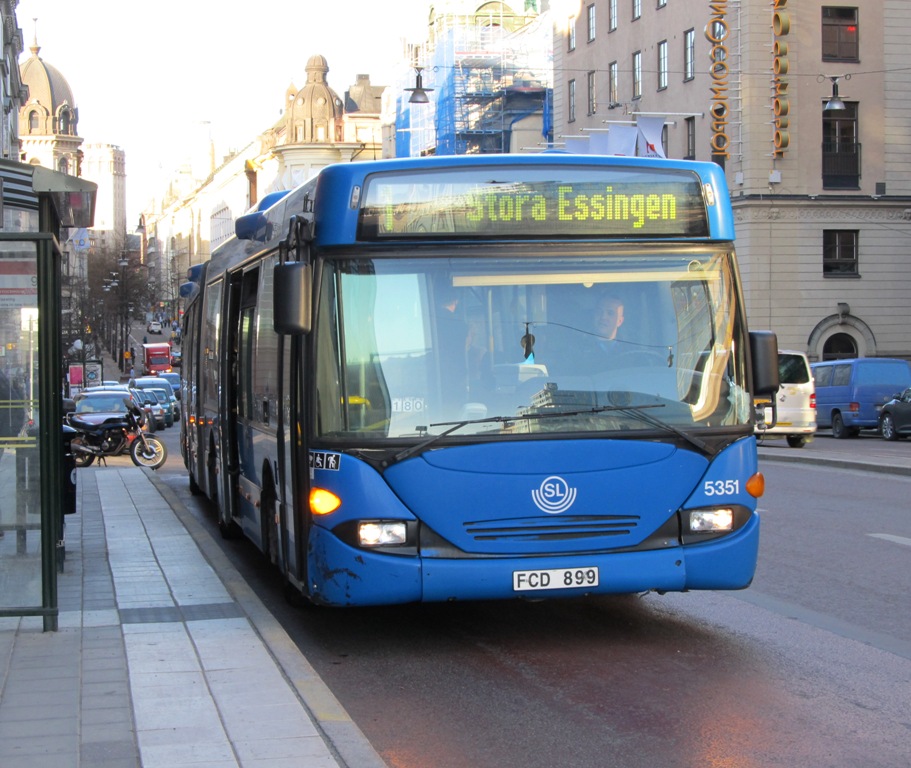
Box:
[148,387,175,428]
[135,391,165,431]
[131,376,179,420]
[755,350,816,448]
[879,387,911,440]
[91,384,161,431]
[158,371,181,400]
[68,388,157,430]
[147,320,163,334]
[811,357,911,438]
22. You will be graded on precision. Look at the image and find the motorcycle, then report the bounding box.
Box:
[67,399,167,470]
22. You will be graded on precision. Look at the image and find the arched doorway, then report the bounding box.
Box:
[822,332,857,360]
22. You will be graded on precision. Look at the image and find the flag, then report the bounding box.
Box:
[588,132,611,155]
[636,116,667,158]
[605,125,638,156]
[69,228,90,252]
[563,136,589,154]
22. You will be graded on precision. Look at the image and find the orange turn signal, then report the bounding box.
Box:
[309,487,341,516]
[745,472,765,498]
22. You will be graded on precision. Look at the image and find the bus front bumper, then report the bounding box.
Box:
[306,513,759,606]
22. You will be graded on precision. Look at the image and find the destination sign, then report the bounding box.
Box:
[357,167,710,240]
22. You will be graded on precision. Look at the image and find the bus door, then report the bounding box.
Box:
[286,330,311,594]
[221,266,261,537]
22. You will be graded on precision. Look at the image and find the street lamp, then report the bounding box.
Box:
[406,66,433,104]
[821,74,850,111]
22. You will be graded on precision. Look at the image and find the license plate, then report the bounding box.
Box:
[512,566,599,592]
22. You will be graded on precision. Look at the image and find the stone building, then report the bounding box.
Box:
[18,31,126,255]
[140,55,386,315]
[554,0,911,361]
[0,3,27,160]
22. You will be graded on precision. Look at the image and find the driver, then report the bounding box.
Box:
[591,293,625,356]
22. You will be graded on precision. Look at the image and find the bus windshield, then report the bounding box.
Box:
[315,246,751,441]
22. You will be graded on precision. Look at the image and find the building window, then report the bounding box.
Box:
[823,230,859,276]
[567,17,576,51]
[609,0,618,31]
[685,116,696,159]
[822,7,859,61]
[657,0,666,7]
[587,71,597,115]
[822,334,857,360]
[587,4,596,42]
[633,0,641,21]
[28,110,38,133]
[608,61,619,106]
[684,29,695,81]
[632,51,642,99]
[657,40,668,90]
[568,78,576,123]
[823,103,860,189]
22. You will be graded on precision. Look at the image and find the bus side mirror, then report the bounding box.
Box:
[273,261,312,334]
[749,330,780,395]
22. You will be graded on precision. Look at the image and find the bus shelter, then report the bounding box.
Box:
[0,161,96,631]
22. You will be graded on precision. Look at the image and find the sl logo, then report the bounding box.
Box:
[531,475,577,514]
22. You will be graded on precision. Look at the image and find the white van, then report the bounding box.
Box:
[755,350,817,448]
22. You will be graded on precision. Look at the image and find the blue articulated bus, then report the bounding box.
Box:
[180,154,779,607]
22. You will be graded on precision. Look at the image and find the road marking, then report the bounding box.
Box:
[866,533,911,548]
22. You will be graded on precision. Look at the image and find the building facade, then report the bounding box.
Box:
[140,57,386,320]
[18,32,128,253]
[0,3,27,160]
[395,0,553,158]
[554,0,911,361]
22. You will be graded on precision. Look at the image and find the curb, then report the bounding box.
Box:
[757,449,911,477]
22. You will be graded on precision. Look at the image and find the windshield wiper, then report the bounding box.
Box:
[609,404,713,455]
[390,402,711,464]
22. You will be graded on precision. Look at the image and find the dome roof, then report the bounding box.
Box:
[284,54,344,143]
[19,36,79,137]
[21,39,76,114]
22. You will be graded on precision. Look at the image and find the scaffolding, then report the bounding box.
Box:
[401,2,552,157]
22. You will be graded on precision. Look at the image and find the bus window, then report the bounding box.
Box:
[316,250,750,439]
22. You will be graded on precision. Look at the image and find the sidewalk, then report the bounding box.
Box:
[0,466,387,768]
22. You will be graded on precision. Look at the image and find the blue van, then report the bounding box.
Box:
[810,358,911,438]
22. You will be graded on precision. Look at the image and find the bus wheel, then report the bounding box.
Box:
[261,490,279,567]
[218,513,240,540]
[786,435,807,448]
[283,579,318,609]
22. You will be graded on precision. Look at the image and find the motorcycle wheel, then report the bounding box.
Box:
[70,436,96,468]
[130,435,167,470]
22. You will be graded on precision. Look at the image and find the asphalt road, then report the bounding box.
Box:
[144,424,911,768]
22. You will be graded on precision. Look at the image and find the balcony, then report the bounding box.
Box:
[822,142,861,189]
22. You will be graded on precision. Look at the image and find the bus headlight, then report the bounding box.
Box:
[689,508,734,533]
[358,521,408,547]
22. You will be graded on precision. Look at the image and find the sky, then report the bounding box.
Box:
[15,0,431,224]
